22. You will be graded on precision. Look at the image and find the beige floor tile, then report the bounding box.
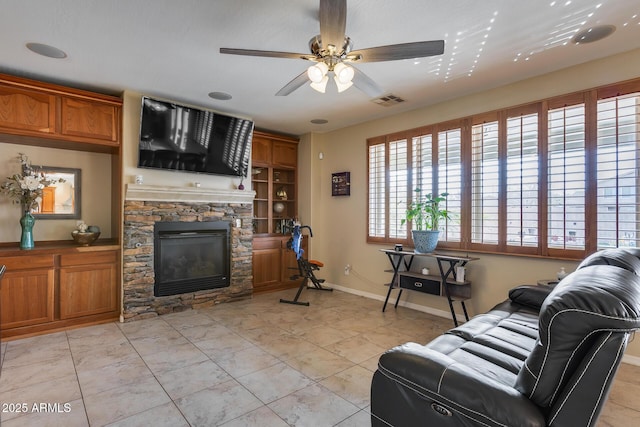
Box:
[215,344,281,377]
[298,325,359,347]
[155,359,231,400]
[140,341,210,375]
[83,376,171,426]
[77,356,154,397]
[334,409,372,427]
[285,347,355,381]
[320,365,374,409]
[105,401,189,427]
[236,362,315,404]
[175,379,263,426]
[268,383,360,427]
[219,406,289,427]
[323,335,386,364]
[71,340,140,372]
[0,353,76,392]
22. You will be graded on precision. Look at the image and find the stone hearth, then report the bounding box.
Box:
[122,184,255,321]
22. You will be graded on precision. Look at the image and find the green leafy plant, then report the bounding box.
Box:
[401,189,451,231]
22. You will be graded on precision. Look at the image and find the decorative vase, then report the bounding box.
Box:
[412,229,440,254]
[20,211,35,250]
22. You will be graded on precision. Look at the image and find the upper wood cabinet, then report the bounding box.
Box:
[0,73,122,152]
[60,96,120,144]
[0,85,56,134]
[251,131,298,168]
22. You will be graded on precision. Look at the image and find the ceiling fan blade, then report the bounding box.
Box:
[350,40,445,62]
[275,70,310,96]
[352,66,384,98]
[319,0,346,52]
[220,48,313,61]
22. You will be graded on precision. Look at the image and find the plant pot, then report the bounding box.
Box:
[411,229,440,253]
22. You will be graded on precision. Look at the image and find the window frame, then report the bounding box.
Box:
[366,78,640,259]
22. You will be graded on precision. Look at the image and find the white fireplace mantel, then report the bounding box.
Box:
[125,184,255,204]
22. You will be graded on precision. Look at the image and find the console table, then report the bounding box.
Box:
[380,249,478,326]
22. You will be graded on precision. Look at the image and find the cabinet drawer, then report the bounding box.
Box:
[60,250,117,267]
[3,255,55,270]
[399,273,440,296]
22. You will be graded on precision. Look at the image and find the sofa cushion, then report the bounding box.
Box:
[515,265,640,408]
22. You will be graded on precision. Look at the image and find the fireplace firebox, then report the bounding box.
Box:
[154,221,231,297]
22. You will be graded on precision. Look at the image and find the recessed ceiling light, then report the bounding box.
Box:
[572,25,616,44]
[208,91,232,100]
[26,43,67,59]
[310,119,328,124]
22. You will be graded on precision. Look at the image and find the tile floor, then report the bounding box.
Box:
[0,288,639,426]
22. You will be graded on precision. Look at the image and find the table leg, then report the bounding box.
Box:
[382,253,413,312]
[437,259,460,327]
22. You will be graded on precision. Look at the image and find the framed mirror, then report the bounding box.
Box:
[33,167,81,219]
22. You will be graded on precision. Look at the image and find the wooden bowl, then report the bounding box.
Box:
[71,231,100,246]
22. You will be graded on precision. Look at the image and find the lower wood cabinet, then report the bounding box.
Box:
[0,245,120,339]
[60,251,118,319]
[253,235,307,294]
[1,267,55,329]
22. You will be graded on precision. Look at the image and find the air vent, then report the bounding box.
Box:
[372,94,405,107]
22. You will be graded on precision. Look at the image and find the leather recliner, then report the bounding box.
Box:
[371,248,640,426]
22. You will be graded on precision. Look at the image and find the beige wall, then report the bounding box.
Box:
[0,142,113,242]
[300,48,640,360]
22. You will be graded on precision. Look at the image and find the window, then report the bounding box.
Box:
[471,119,499,246]
[367,79,640,258]
[506,111,539,251]
[596,93,639,249]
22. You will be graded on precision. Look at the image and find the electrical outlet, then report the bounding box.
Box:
[344,264,351,275]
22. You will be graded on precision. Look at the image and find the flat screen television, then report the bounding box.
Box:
[138,96,254,177]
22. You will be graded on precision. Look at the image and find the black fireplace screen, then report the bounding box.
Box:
[154,221,230,297]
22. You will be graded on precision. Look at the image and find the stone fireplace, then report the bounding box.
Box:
[122,184,254,321]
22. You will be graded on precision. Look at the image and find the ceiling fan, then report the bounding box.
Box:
[220,0,445,97]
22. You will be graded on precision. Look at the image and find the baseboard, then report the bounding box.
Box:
[327,283,465,321]
[327,283,640,367]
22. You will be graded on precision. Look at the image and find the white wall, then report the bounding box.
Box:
[300,48,640,360]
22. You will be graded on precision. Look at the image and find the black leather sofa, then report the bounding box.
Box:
[371,248,640,426]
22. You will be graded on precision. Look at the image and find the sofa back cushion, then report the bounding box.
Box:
[515,261,640,408]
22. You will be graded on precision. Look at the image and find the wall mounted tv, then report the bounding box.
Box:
[138,96,254,177]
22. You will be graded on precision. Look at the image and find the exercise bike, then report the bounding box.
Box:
[279,222,332,306]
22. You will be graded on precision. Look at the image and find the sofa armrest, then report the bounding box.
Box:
[372,343,545,427]
[508,284,554,310]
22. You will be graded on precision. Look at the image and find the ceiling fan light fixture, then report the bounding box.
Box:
[334,75,353,93]
[333,62,354,84]
[310,75,329,93]
[307,62,329,83]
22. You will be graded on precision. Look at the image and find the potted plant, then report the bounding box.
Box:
[401,189,451,253]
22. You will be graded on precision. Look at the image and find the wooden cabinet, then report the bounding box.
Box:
[60,96,120,144]
[0,246,120,339]
[252,235,307,293]
[251,131,301,294]
[251,131,298,235]
[59,251,118,319]
[0,84,56,134]
[0,255,55,329]
[0,73,122,152]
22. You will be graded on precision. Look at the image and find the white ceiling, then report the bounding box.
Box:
[1,0,639,136]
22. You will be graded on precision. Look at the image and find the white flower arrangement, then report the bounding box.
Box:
[0,153,63,212]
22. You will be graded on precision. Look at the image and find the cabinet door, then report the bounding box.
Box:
[0,84,56,134]
[251,135,272,165]
[272,141,297,168]
[281,238,307,286]
[60,97,119,143]
[59,263,117,319]
[1,268,55,329]
[253,248,282,290]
